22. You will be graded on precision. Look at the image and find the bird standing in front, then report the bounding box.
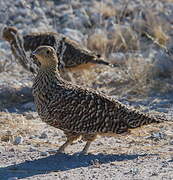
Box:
[32,45,166,154]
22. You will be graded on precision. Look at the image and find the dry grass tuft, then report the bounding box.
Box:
[0,112,39,142]
[107,25,140,53]
[152,25,169,46]
[87,25,140,57]
[87,31,109,56]
[86,2,171,95]
[121,57,154,94]
[143,9,169,46]
[93,1,117,18]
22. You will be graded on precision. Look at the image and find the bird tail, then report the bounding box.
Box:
[126,110,166,129]
[88,54,119,68]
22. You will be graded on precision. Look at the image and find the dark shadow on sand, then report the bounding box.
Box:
[0,86,34,113]
[0,153,157,180]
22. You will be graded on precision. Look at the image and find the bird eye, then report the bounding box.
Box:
[46,50,50,54]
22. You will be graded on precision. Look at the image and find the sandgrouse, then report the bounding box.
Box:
[2,26,38,73]
[32,45,166,154]
[3,26,116,74]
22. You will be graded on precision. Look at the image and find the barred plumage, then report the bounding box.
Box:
[24,32,114,68]
[2,26,116,74]
[32,46,166,154]
[2,26,38,73]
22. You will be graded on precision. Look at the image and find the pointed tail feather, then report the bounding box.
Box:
[88,57,120,68]
[126,111,166,129]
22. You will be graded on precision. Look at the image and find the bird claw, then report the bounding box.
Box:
[56,148,65,154]
[80,149,89,155]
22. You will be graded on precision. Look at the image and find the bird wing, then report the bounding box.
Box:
[23,33,58,52]
[62,37,114,67]
[23,33,114,68]
[48,84,129,134]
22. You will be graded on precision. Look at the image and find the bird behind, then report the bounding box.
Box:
[2,26,38,73]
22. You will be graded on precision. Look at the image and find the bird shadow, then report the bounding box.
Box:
[0,86,34,113]
[0,152,157,180]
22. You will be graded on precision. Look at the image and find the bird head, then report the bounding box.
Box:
[2,26,18,43]
[31,46,59,68]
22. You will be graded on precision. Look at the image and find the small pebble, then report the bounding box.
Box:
[40,132,48,139]
[40,151,49,156]
[150,172,158,176]
[26,114,34,120]
[147,132,166,141]
[29,147,37,152]
[169,140,173,145]
[90,159,101,168]
[9,148,15,152]
[29,135,37,139]
[33,144,40,147]
[130,168,139,175]
[8,154,15,158]
[26,112,38,119]
[13,136,23,145]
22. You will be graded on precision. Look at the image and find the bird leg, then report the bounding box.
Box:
[81,134,97,154]
[58,139,72,153]
[81,141,92,154]
[57,132,80,153]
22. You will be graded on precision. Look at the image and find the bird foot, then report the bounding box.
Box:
[56,148,65,154]
[80,149,89,155]
[74,151,89,156]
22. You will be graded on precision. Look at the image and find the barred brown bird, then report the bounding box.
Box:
[23,32,115,69]
[32,45,166,154]
[2,26,38,73]
[3,26,116,74]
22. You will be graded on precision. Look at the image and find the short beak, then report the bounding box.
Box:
[30,50,41,59]
[30,51,37,58]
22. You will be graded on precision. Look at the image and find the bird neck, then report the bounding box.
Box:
[34,65,64,93]
[40,65,57,72]
[39,65,64,83]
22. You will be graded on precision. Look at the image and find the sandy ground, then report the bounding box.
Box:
[0,59,173,180]
[1,0,173,179]
[0,110,173,180]
[0,66,173,180]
